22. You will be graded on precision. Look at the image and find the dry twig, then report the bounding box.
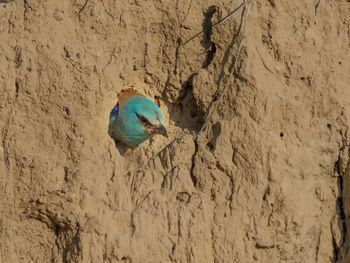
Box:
[315,0,321,15]
[136,1,253,175]
[183,1,247,46]
[102,0,115,19]
[78,0,89,15]
[198,0,253,136]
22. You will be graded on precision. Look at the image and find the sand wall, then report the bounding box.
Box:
[0,0,349,262]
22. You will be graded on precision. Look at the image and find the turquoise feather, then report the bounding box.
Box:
[108,92,167,148]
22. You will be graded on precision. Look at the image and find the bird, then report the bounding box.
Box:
[108,89,168,148]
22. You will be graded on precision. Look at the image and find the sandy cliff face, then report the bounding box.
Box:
[0,0,349,262]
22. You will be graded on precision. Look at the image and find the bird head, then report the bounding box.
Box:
[136,112,168,138]
[120,96,168,141]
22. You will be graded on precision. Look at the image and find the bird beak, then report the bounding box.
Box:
[155,124,168,138]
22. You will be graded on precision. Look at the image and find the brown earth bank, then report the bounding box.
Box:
[0,0,349,262]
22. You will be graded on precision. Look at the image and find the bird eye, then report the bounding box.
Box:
[137,114,151,126]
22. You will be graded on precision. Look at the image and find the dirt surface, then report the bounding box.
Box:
[0,0,350,262]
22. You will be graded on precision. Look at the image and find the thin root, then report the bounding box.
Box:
[183,1,247,46]
[78,0,89,15]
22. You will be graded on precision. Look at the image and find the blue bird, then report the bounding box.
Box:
[108,89,168,148]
